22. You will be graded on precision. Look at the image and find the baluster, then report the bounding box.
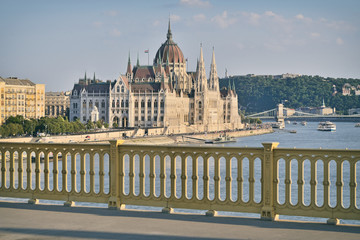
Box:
[53,152,59,192]
[80,153,86,193]
[297,159,304,206]
[99,153,104,194]
[237,157,243,202]
[336,160,343,208]
[192,155,198,200]
[349,161,356,208]
[62,153,68,192]
[1,151,6,188]
[285,159,291,205]
[323,160,330,207]
[203,156,209,200]
[139,154,145,196]
[149,154,155,197]
[44,152,50,191]
[89,153,95,193]
[310,160,317,207]
[170,155,176,198]
[160,154,166,198]
[71,152,76,192]
[225,157,232,202]
[214,156,220,201]
[249,157,255,203]
[26,151,32,190]
[35,152,41,190]
[18,151,24,190]
[129,153,135,196]
[9,151,14,189]
[181,155,187,199]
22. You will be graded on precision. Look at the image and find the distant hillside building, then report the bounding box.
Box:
[0,77,45,125]
[45,91,70,118]
[69,21,242,133]
[342,83,360,96]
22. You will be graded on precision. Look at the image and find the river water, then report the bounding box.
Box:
[1,121,359,224]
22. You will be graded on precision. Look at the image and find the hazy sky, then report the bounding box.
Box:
[1,0,359,91]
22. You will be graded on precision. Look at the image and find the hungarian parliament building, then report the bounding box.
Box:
[69,22,242,133]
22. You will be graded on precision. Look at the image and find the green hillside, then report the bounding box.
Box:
[219,75,360,114]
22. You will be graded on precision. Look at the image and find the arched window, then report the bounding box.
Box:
[121,86,124,93]
[154,100,158,108]
[228,103,231,109]
[89,100,93,109]
[83,100,86,109]
[147,100,151,108]
[112,100,115,108]
[125,100,129,108]
[121,100,124,108]
[141,100,145,108]
[116,100,120,108]
[160,100,164,108]
[117,86,120,92]
[198,101,202,109]
[95,101,99,108]
[135,100,138,108]
[102,100,105,108]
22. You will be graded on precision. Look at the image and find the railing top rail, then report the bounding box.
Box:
[0,142,111,150]
[275,147,360,154]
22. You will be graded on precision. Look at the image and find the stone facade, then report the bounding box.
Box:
[69,22,242,132]
[45,91,70,118]
[0,77,45,125]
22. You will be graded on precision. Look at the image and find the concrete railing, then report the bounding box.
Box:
[0,141,359,224]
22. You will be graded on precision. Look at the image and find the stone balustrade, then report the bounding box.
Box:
[0,141,359,224]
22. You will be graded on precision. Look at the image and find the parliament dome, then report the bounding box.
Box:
[154,21,185,65]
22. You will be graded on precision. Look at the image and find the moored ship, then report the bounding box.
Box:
[317,121,336,131]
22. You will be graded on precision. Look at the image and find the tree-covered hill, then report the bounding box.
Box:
[219,75,360,114]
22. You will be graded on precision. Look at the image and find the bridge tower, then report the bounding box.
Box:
[275,103,285,129]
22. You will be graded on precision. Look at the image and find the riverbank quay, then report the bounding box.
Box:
[0,127,273,145]
[0,201,359,240]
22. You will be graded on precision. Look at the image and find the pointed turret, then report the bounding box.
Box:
[127,51,132,75]
[136,52,140,67]
[196,44,207,92]
[93,72,96,83]
[167,18,172,41]
[209,47,219,91]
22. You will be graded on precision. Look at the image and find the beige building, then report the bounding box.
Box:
[45,91,70,118]
[70,21,243,133]
[0,77,45,125]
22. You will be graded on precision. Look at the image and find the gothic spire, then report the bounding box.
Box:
[136,52,140,67]
[127,51,132,74]
[209,47,219,91]
[196,43,207,92]
[93,72,96,82]
[167,18,172,41]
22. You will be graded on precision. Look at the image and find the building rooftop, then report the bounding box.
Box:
[0,77,36,86]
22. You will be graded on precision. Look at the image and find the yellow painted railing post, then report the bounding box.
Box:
[261,142,279,221]
[108,140,124,210]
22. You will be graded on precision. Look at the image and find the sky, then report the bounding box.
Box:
[0,0,359,91]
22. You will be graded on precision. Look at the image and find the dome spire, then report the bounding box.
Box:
[167,18,172,41]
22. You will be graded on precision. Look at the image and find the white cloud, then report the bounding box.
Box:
[310,32,320,38]
[105,10,118,17]
[180,0,211,8]
[193,13,206,22]
[212,11,237,28]
[295,13,312,23]
[93,21,103,27]
[241,12,261,25]
[336,37,344,45]
[296,14,304,20]
[170,14,181,22]
[110,28,121,37]
[264,11,276,17]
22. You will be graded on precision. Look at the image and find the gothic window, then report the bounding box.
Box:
[102,100,105,108]
[135,100,138,108]
[112,100,115,108]
[154,100,158,108]
[116,100,120,108]
[125,100,129,108]
[117,86,120,92]
[95,101,99,108]
[147,116,151,121]
[198,101,202,109]
[228,103,231,109]
[121,86,124,93]
[141,100,145,108]
[147,100,151,108]
[83,100,86,109]
[74,90,77,96]
[73,103,77,109]
[89,100,93,109]
[160,100,164,108]
[121,100,124,108]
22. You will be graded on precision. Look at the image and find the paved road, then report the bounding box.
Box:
[0,201,359,240]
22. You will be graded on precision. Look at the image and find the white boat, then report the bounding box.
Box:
[301,121,307,126]
[355,123,360,127]
[286,120,291,124]
[205,135,236,144]
[317,121,336,131]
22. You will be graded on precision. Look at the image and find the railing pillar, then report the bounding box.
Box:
[108,140,124,210]
[261,142,279,221]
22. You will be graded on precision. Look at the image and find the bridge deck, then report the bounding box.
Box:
[0,201,359,240]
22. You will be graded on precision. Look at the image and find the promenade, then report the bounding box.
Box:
[0,201,359,240]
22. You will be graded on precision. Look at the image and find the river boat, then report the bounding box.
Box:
[355,123,360,127]
[289,130,297,133]
[317,121,336,131]
[269,122,285,129]
[286,120,291,124]
[205,135,236,144]
[301,121,307,126]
